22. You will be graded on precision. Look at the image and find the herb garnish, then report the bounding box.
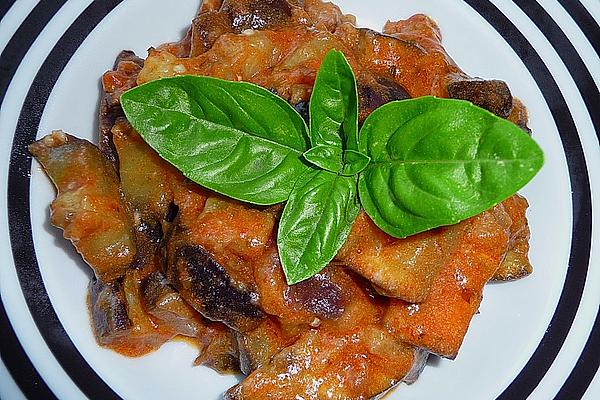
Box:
[121,49,544,285]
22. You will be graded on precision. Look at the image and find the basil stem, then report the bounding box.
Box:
[303,145,343,173]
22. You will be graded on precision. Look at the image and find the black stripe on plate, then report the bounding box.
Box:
[462,0,593,399]
[0,295,57,400]
[7,1,124,399]
[557,0,600,58]
[514,0,600,145]
[0,0,16,22]
[513,0,600,394]
[0,2,69,396]
[0,0,68,109]
[0,2,68,396]
[555,308,600,399]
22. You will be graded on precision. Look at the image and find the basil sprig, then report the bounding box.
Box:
[279,50,363,284]
[121,49,544,285]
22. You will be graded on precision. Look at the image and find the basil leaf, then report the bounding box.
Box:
[358,96,544,238]
[303,145,343,173]
[309,50,359,150]
[341,150,370,176]
[121,75,311,205]
[278,170,360,284]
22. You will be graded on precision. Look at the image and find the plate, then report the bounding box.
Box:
[1,1,599,399]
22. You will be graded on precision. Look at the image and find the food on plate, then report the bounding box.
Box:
[29,132,136,283]
[30,0,543,398]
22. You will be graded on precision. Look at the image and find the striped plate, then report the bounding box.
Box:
[0,1,598,399]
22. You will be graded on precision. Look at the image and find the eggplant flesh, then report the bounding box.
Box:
[225,327,422,400]
[29,131,136,283]
[142,270,207,338]
[99,50,144,167]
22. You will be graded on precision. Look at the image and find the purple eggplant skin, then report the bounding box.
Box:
[357,74,411,122]
[447,79,513,118]
[190,0,294,56]
[99,50,144,169]
[166,240,266,332]
[88,277,132,345]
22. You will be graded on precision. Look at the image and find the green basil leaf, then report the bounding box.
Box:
[341,150,370,176]
[358,96,544,238]
[278,170,360,284]
[121,75,311,205]
[309,50,359,151]
[303,145,343,173]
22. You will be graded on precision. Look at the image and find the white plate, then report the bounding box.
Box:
[1,1,599,399]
